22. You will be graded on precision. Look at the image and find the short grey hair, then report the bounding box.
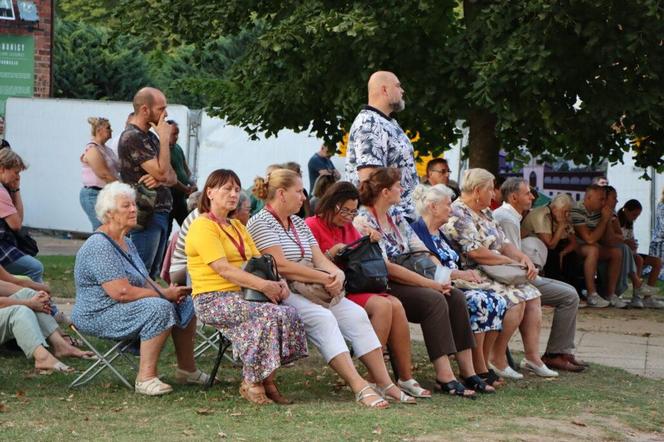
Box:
[501,177,528,202]
[95,181,136,224]
[460,168,495,194]
[187,191,202,212]
[412,184,454,216]
[550,193,574,209]
[238,190,250,208]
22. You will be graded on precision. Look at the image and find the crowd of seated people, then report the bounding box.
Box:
[2,95,661,408]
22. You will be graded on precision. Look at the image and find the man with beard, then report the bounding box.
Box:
[345,71,419,221]
[118,87,177,279]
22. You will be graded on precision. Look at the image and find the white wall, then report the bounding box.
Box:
[194,113,326,190]
[607,152,662,254]
[4,97,190,233]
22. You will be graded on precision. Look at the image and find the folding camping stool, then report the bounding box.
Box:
[68,324,138,390]
[202,329,233,391]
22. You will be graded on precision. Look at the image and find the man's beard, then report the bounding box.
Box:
[390,99,405,113]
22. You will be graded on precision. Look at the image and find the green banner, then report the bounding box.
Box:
[0,35,34,117]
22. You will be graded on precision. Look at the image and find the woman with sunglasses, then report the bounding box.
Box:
[305,181,431,398]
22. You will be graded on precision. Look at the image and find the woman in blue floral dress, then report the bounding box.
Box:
[410,184,506,386]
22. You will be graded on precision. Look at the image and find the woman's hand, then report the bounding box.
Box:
[518,256,539,280]
[163,285,191,303]
[427,279,452,296]
[324,270,345,296]
[368,229,382,243]
[26,291,51,314]
[260,279,290,304]
[553,208,569,225]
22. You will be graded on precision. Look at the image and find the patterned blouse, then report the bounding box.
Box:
[353,206,428,259]
[443,199,509,269]
[344,106,419,219]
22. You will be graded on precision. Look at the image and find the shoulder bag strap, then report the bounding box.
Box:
[93,232,167,299]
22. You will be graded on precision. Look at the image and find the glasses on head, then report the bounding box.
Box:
[431,169,450,174]
[336,206,358,218]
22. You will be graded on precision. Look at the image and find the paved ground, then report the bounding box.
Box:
[36,234,664,380]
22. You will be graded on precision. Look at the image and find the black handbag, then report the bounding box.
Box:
[243,254,281,302]
[335,236,389,294]
[391,251,437,280]
[0,218,39,256]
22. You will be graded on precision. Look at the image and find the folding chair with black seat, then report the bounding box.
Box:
[68,324,138,390]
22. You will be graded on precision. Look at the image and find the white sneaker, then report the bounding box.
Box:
[489,362,524,380]
[520,359,559,378]
[586,292,610,308]
[609,294,628,309]
[643,296,664,309]
[629,295,644,309]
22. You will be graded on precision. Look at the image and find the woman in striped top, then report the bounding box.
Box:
[247,169,414,408]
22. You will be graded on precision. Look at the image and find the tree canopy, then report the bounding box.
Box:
[61,1,664,173]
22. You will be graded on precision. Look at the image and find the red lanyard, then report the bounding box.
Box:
[208,212,246,261]
[265,205,305,259]
[370,206,403,243]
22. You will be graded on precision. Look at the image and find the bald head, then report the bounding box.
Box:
[131,87,167,127]
[367,71,405,115]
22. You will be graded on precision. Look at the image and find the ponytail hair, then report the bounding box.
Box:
[358,167,401,206]
[87,116,110,136]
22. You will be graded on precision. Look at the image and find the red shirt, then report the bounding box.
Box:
[305,215,361,253]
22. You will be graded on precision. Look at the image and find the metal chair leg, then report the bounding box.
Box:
[204,332,231,391]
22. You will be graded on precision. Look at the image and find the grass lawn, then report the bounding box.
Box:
[1,340,663,441]
[0,256,660,440]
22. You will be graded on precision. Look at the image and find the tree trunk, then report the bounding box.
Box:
[464,0,500,175]
[468,109,499,175]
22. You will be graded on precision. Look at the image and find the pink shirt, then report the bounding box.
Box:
[81,142,120,188]
[305,215,362,253]
[0,186,17,219]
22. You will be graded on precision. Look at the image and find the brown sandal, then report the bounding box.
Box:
[263,382,293,405]
[240,381,273,405]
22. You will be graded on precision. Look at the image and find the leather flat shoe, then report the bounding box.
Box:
[561,353,590,368]
[542,355,584,373]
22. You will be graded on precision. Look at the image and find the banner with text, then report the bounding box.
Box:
[0,35,34,117]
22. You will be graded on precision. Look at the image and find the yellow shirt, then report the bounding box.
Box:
[185,216,259,296]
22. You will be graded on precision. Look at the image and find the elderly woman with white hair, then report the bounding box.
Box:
[73,182,208,396]
[411,184,507,387]
[522,193,579,283]
[443,169,555,380]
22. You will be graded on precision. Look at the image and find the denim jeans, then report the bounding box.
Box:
[130,211,170,280]
[5,255,44,283]
[80,187,102,231]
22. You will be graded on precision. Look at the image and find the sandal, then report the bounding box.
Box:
[37,361,75,375]
[61,334,82,348]
[263,382,293,405]
[239,381,273,405]
[135,377,173,396]
[478,369,504,387]
[175,368,211,385]
[397,378,432,398]
[435,379,476,400]
[355,385,389,409]
[376,383,416,404]
[464,375,495,394]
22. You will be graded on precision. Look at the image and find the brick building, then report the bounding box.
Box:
[0,0,53,134]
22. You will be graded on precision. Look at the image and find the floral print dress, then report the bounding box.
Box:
[650,202,664,280]
[443,199,541,307]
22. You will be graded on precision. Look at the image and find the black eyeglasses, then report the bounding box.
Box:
[336,206,358,217]
[431,169,450,174]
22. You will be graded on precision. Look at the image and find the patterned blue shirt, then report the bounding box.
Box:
[344,106,419,219]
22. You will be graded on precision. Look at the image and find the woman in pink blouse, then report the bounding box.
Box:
[79,117,119,230]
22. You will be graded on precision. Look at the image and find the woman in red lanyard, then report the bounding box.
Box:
[185,169,308,405]
[247,169,415,408]
[354,167,492,398]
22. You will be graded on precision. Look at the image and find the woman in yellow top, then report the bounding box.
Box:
[186,169,308,405]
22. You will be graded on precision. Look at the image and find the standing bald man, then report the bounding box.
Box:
[118,87,177,279]
[345,71,419,220]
